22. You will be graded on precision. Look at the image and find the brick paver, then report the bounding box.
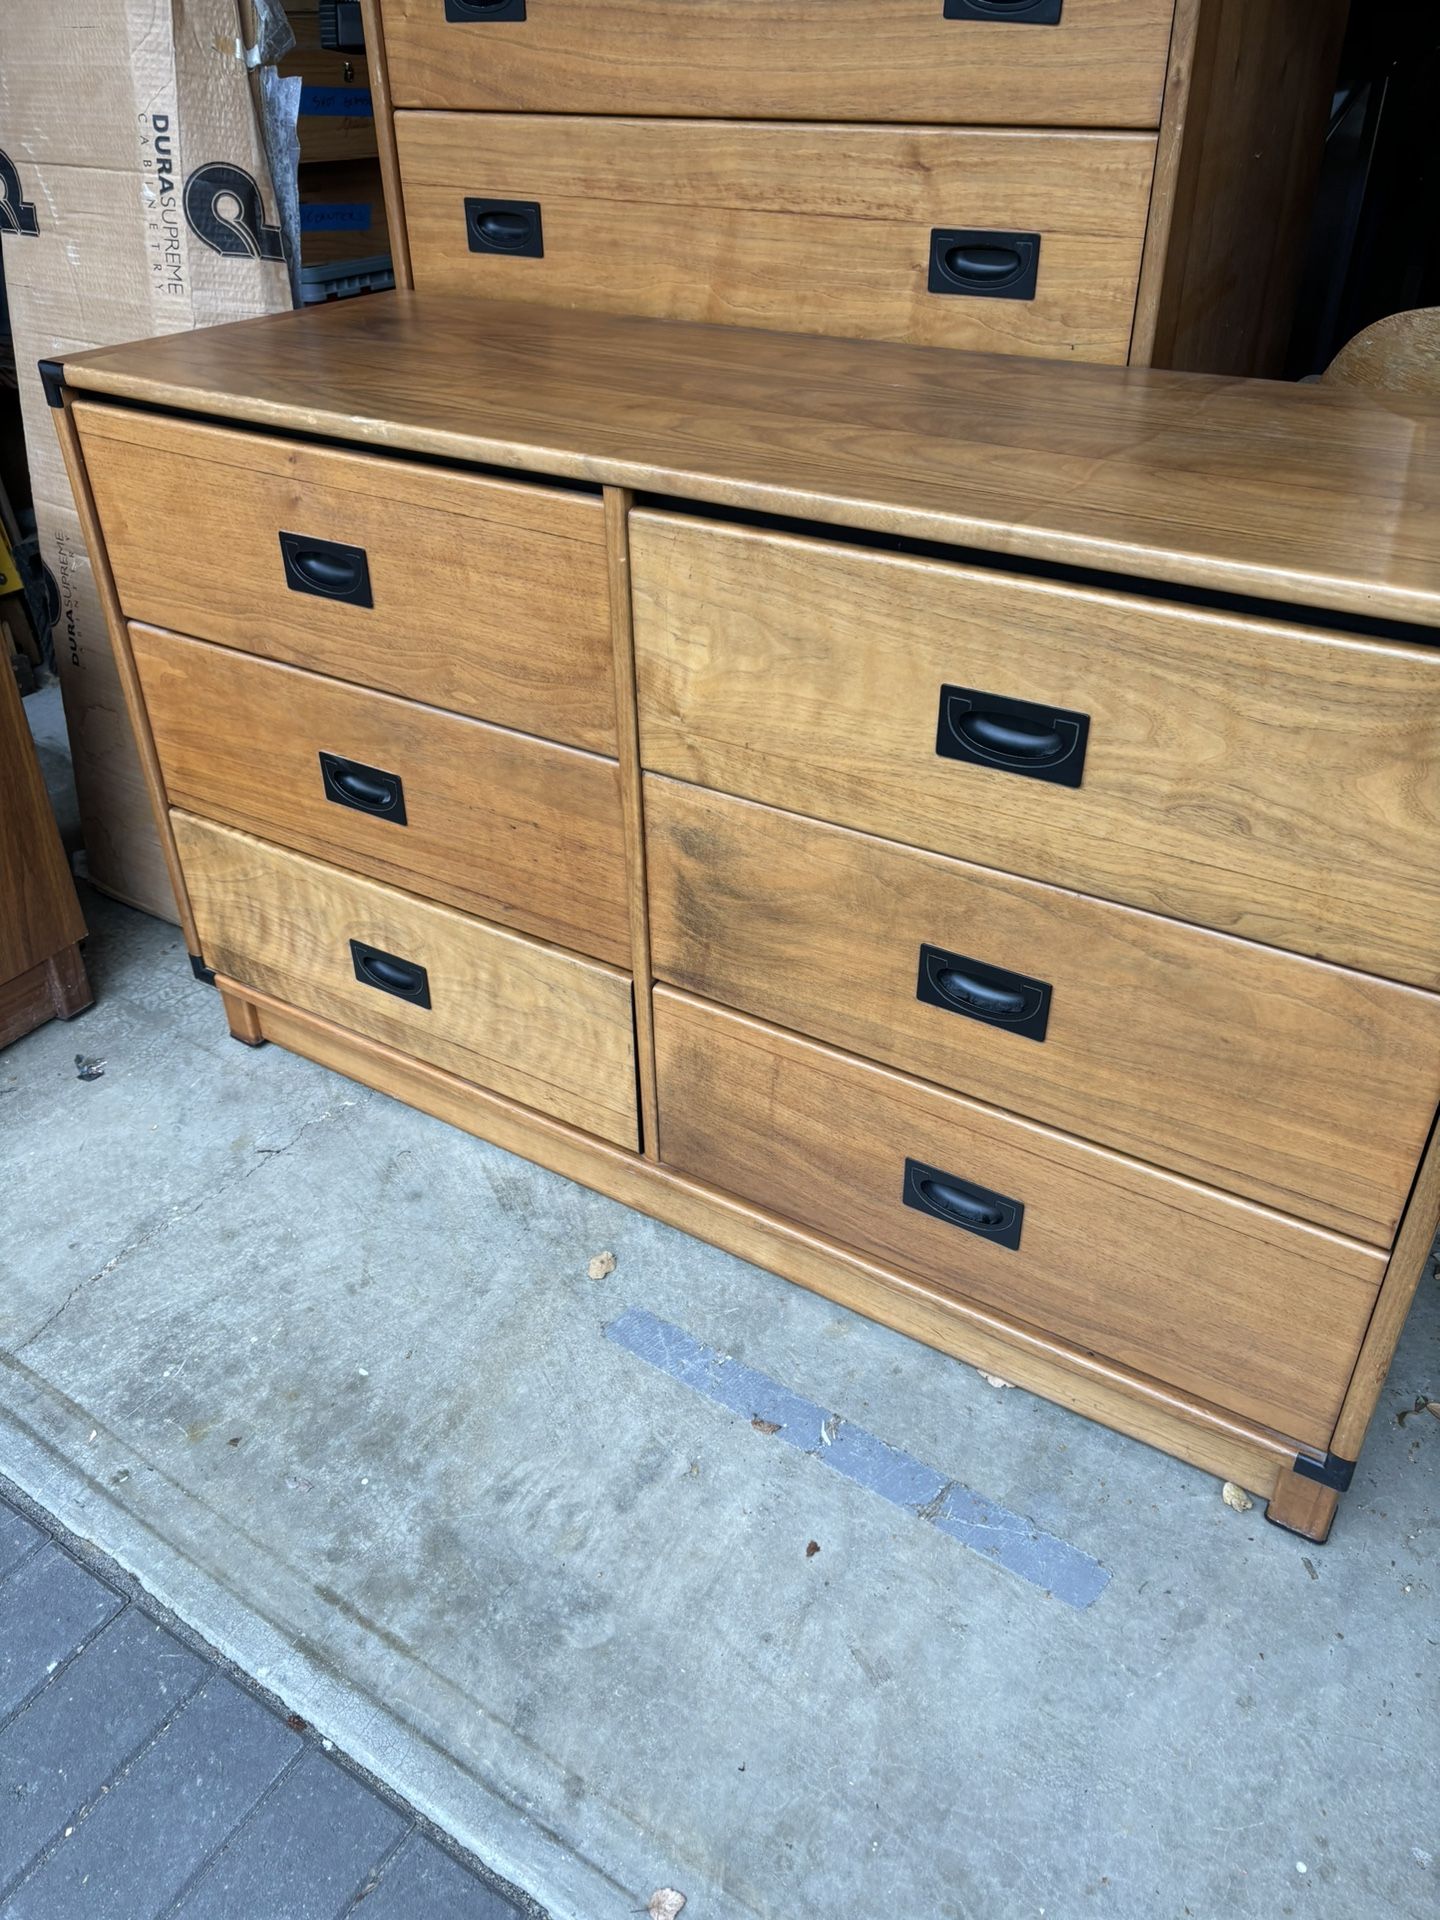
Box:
[0,1492,535,1919]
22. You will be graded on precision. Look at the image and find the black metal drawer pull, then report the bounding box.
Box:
[936,685,1089,789]
[319,752,407,825]
[929,229,1041,301]
[349,939,430,1008]
[903,1157,1023,1250]
[465,197,543,257]
[944,1,1064,23]
[279,532,373,607]
[446,0,526,20]
[916,943,1052,1042]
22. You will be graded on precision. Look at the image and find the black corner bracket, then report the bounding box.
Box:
[189,953,217,986]
[38,359,65,408]
[1292,1451,1356,1493]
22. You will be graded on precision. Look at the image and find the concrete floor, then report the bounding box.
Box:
[5,686,1438,1920]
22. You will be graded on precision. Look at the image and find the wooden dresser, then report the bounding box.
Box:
[1,659,91,1049]
[49,294,1440,1541]
[364,0,1348,373]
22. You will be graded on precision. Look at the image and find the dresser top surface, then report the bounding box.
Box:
[64,292,1440,626]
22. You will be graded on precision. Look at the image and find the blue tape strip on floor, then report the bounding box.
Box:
[605,1307,1110,1610]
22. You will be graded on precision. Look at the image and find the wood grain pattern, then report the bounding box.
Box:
[61,294,1440,626]
[49,396,193,942]
[1143,0,1347,376]
[633,513,1440,988]
[228,972,1302,1501]
[1128,0,1198,365]
[379,0,1176,129]
[1330,1110,1440,1466]
[0,949,92,1052]
[220,987,265,1047]
[398,114,1154,361]
[1264,1464,1339,1544]
[358,0,414,287]
[176,814,639,1147]
[604,489,660,1157]
[653,989,1382,1448]
[0,635,86,987]
[645,777,1440,1243]
[132,624,629,965]
[1326,310,1440,399]
[74,400,615,752]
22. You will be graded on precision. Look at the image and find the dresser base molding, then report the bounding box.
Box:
[213,971,1338,1531]
[0,946,93,1051]
[1263,1466,1341,1546]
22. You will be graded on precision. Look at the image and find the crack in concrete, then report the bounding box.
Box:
[13,1101,356,1354]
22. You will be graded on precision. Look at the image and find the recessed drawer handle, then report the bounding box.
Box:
[916,945,1053,1042]
[922,1177,1004,1230]
[465,196,544,257]
[903,1157,1024,1250]
[938,968,1026,1018]
[929,228,1040,302]
[279,531,374,608]
[936,684,1090,789]
[319,752,407,824]
[297,550,358,592]
[349,938,431,1008]
[944,0,1064,23]
[445,0,526,18]
[479,210,530,247]
[945,243,1023,286]
[960,711,1066,761]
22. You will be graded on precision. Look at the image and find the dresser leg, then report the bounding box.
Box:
[221,989,267,1049]
[46,944,93,1021]
[1265,1464,1340,1542]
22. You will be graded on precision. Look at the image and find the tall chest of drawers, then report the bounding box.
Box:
[49,296,1440,1541]
[364,0,1348,374]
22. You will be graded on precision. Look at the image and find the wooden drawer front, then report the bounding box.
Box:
[646,778,1440,1245]
[398,114,1154,362]
[133,626,629,966]
[380,0,1176,130]
[634,513,1440,989]
[75,402,615,754]
[654,991,1384,1447]
[176,814,639,1149]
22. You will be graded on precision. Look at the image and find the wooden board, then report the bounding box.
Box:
[60,295,1440,628]
[73,400,616,753]
[175,813,639,1148]
[398,114,1154,361]
[0,948,91,1052]
[1137,0,1348,375]
[645,777,1440,1244]
[653,989,1383,1449]
[133,625,629,966]
[633,512,1440,989]
[0,643,86,988]
[224,973,1307,1504]
[378,0,1176,129]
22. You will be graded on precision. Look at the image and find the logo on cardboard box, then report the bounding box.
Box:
[0,151,39,235]
[185,162,284,262]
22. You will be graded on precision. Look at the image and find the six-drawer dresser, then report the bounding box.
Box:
[363,0,1348,374]
[49,293,1440,1541]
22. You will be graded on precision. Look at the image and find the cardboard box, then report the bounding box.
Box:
[0,1,292,921]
